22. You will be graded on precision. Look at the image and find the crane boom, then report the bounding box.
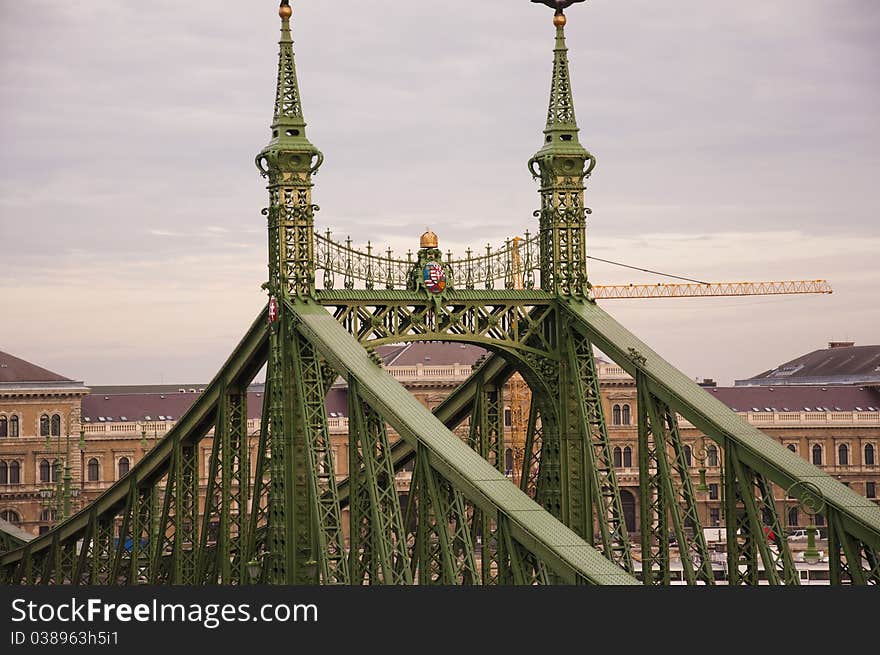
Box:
[591,280,833,299]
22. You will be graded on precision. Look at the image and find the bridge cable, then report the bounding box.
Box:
[585,255,710,285]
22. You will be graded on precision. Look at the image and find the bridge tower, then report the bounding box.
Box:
[529,10,595,297]
[3,1,878,587]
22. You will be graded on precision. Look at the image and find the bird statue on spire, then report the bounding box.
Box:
[531,0,587,12]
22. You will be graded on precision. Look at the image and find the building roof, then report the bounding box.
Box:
[82,391,263,422]
[736,343,880,387]
[705,385,880,413]
[380,342,486,367]
[0,350,73,384]
[82,387,353,422]
[88,384,209,396]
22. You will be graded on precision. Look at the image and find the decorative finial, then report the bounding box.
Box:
[279,1,292,20]
[531,0,587,21]
[420,229,438,249]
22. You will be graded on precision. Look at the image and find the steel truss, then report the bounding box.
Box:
[3,4,879,587]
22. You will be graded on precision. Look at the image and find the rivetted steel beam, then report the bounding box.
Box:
[287,298,638,585]
[562,297,880,551]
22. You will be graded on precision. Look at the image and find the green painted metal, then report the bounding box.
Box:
[563,297,880,550]
[347,378,412,584]
[565,327,633,570]
[636,375,713,584]
[0,519,32,554]
[3,3,877,588]
[285,297,639,585]
[528,17,595,296]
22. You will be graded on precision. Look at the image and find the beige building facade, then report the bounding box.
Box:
[2,344,878,544]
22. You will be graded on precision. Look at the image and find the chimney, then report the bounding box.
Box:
[828,341,855,349]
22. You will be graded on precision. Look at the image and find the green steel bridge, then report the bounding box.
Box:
[1,1,878,586]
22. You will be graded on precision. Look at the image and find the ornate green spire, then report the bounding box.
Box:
[528,7,595,296]
[256,1,323,300]
[543,23,580,151]
[267,0,315,153]
[532,10,591,161]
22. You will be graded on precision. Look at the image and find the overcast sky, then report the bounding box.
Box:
[1,1,878,385]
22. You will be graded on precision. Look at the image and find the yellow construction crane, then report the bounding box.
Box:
[504,238,833,486]
[592,279,833,299]
[508,237,833,300]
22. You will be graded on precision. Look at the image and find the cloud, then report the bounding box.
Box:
[1,1,877,384]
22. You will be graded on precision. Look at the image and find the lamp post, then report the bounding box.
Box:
[692,436,711,493]
[247,557,263,584]
[784,480,826,565]
[40,415,83,526]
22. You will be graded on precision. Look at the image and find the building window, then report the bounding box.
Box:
[39,459,51,483]
[1,509,20,525]
[612,404,621,426]
[503,408,512,427]
[40,509,57,522]
[786,443,796,453]
[707,445,718,467]
[613,447,622,468]
[623,446,633,468]
[38,526,50,535]
[709,508,720,527]
[9,461,20,484]
[708,483,719,500]
[788,507,799,527]
[40,415,50,437]
[866,482,876,499]
[621,404,631,425]
[838,444,849,466]
[683,445,692,467]
[9,415,18,437]
[87,458,100,482]
[51,414,61,437]
[0,461,6,484]
[814,514,825,527]
[812,444,822,466]
[52,459,60,482]
[118,457,130,479]
[0,416,6,438]
[865,444,876,467]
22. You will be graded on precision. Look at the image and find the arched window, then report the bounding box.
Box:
[0,461,6,484]
[9,415,18,437]
[707,445,718,467]
[51,414,61,437]
[788,507,799,527]
[683,445,692,467]
[9,461,20,484]
[865,444,876,466]
[52,459,61,482]
[623,446,633,468]
[612,405,621,426]
[621,404,631,426]
[613,447,622,468]
[787,443,796,453]
[87,458,100,482]
[811,444,822,465]
[838,444,849,466]
[0,509,20,524]
[40,415,50,437]
[0,416,6,438]
[39,459,51,483]
[118,457,130,479]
